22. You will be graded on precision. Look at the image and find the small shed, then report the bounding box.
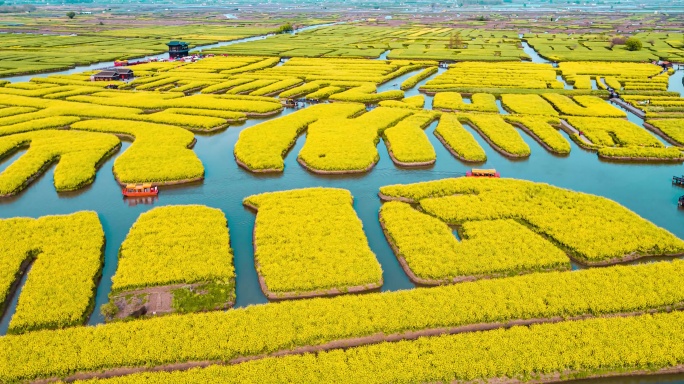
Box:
[167,41,189,59]
[114,67,134,79]
[92,70,119,81]
[91,68,134,82]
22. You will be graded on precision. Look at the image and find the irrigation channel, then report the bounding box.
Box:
[1,34,684,384]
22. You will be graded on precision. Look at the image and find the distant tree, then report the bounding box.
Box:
[276,22,293,34]
[66,11,76,19]
[448,31,462,49]
[625,37,642,51]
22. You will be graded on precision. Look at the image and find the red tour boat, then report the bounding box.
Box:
[466,168,500,178]
[122,183,159,197]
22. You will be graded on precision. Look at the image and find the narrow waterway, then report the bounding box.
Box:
[0,263,32,334]
[669,67,684,96]
[0,148,25,174]
[520,39,550,64]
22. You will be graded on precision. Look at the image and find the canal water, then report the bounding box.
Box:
[0,32,683,384]
[1,74,683,329]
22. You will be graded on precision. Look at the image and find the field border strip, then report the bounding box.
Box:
[41,306,684,384]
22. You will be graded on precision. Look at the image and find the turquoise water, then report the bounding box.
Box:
[1,97,683,332]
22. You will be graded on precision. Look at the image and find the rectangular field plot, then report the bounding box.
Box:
[107,205,234,320]
[0,211,104,334]
[525,33,679,62]
[624,96,684,120]
[422,62,563,93]
[243,188,382,299]
[558,62,668,91]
